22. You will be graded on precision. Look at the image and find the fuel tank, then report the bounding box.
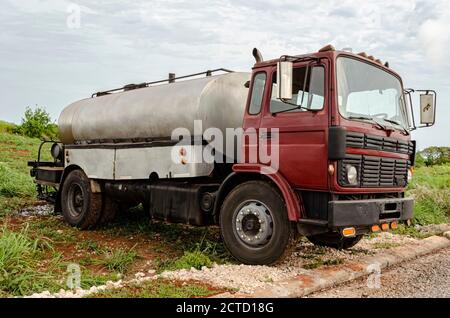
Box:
[58,72,251,144]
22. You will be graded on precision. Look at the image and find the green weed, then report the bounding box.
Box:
[94,247,138,273]
[87,278,219,298]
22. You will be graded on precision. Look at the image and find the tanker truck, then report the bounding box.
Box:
[28,45,436,265]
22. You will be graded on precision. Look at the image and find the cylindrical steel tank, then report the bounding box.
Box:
[58,72,251,144]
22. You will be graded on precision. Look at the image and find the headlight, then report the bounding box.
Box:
[346,165,358,185]
[407,168,413,183]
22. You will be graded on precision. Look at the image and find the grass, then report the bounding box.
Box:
[0,224,61,296]
[0,131,52,215]
[407,164,450,225]
[87,278,221,298]
[373,242,402,249]
[0,120,14,133]
[104,208,233,271]
[158,250,213,272]
[95,247,138,273]
[76,239,101,253]
[0,218,125,297]
[303,256,344,269]
[79,271,119,290]
[26,217,78,243]
[0,164,35,197]
[392,224,429,239]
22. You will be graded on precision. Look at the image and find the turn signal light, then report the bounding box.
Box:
[371,225,381,233]
[381,223,389,231]
[390,221,398,230]
[328,164,335,176]
[342,227,356,237]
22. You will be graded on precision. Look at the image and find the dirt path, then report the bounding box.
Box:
[309,247,450,298]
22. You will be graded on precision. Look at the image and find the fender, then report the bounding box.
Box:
[215,163,304,221]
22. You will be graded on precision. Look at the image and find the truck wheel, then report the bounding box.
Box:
[61,170,102,230]
[307,232,363,250]
[219,180,292,265]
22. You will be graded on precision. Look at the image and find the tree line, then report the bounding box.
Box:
[416,146,450,167]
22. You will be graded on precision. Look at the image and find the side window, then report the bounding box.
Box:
[248,72,266,115]
[270,66,325,113]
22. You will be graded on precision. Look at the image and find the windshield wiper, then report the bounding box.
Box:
[272,104,309,114]
[348,115,388,131]
[381,118,410,136]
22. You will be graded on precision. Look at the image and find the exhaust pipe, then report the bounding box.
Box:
[252,48,263,63]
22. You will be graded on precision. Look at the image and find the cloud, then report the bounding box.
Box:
[418,1,450,66]
[0,0,449,148]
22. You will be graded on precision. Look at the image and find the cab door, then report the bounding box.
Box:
[242,68,269,165]
[258,61,329,190]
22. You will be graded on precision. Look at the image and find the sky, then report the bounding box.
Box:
[0,0,449,150]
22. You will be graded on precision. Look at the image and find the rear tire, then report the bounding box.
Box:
[61,170,102,230]
[307,232,363,249]
[219,180,293,265]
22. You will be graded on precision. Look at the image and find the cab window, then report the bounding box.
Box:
[270,66,325,113]
[248,72,267,115]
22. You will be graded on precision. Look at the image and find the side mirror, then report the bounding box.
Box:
[276,61,293,100]
[404,89,437,129]
[420,93,435,125]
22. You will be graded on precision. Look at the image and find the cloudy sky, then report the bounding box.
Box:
[0,0,449,149]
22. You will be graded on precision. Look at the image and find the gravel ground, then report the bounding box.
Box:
[160,232,421,294]
[24,231,425,297]
[309,247,450,298]
[25,273,157,298]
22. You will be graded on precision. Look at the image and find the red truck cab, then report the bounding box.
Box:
[216,45,435,263]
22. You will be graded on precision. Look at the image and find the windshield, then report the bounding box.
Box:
[337,57,409,129]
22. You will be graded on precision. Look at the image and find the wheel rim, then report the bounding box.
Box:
[233,200,274,247]
[67,183,84,218]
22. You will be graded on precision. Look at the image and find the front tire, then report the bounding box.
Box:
[219,180,292,265]
[61,170,102,230]
[307,232,363,249]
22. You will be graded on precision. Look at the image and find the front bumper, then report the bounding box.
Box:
[328,197,413,228]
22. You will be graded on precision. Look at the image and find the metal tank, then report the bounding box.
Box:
[58,72,251,144]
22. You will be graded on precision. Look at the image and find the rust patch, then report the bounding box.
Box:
[341,262,366,272]
[294,274,315,288]
[315,265,348,278]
